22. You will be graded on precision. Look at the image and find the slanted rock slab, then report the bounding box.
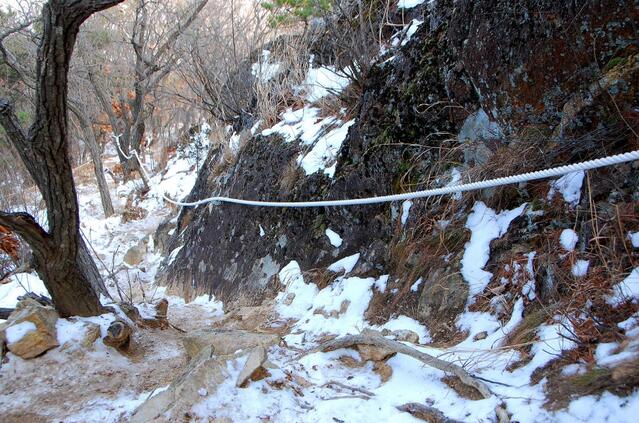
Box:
[130,346,228,423]
[0,298,59,359]
[183,329,280,359]
[236,346,267,388]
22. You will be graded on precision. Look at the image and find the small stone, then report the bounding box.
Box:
[373,361,393,383]
[356,344,396,362]
[391,329,420,344]
[473,331,488,341]
[283,293,295,305]
[154,299,168,320]
[102,320,133,351]
[80,323,102,349]
[197,388,207,397]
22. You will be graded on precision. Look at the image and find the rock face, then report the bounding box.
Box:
[158,0,638,320]
[130,346,228,423]
[0,298,59,359]
[183,329,280,359]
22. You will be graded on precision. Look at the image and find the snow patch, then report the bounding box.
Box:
[298,120,354,176]
[608,268,639,306]
[325,228,343,247]
[461,201,526,302]
[548,171,584,206]
[560,229,578,251]
[400,200,412,225]
[328,253,360,274]
[398,0,427,9]
[571,259,590,277]
[6,321,37,344]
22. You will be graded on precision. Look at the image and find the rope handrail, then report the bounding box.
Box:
[113,135,639,208]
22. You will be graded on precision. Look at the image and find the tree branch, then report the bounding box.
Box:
[0,211,50,255]
[151,0,209,64]
[307,333,494,399]
[0,99,33,159]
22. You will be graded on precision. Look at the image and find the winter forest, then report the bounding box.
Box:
[0,0,638,421]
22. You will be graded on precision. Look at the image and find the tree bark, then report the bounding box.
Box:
[0,0,124,317]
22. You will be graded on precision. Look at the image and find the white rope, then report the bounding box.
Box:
[113,135,639,208]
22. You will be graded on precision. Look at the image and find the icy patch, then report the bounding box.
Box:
[445,168,463,200]
[262,107,323,142]
[595,341,639,367]
[608,268,639,306]
[62,390,152,423]
[548,171,584,206]
[259,225,265,237]
[298,120,354,176]
[461,201,526,302]
[328,253,360,274]
[6,321,37,343]
[400,200,413,225]
[560,229,578,251]
[571,259,590,277]
[629,231,639,248]
[0,272,50,308]
[325,228,343,247]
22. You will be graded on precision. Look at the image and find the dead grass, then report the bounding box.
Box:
[543,357,639,410]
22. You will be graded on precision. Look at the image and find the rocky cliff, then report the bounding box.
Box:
[157,0,638,339]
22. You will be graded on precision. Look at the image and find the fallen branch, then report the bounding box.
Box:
[309,333,493,399]
[397,403,462,423]
[321,380,375,397]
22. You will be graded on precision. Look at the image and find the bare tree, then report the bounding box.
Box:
[0,0,123,317]
[85,0,209,186]
[0,4,116,219]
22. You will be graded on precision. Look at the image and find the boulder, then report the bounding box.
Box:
[0,298,59,359]
[236,346,267,388]
[130,346,228,423]
[183,329,279,359]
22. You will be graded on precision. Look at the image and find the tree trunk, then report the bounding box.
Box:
[0,0,124,317]
[70,103,115,218]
